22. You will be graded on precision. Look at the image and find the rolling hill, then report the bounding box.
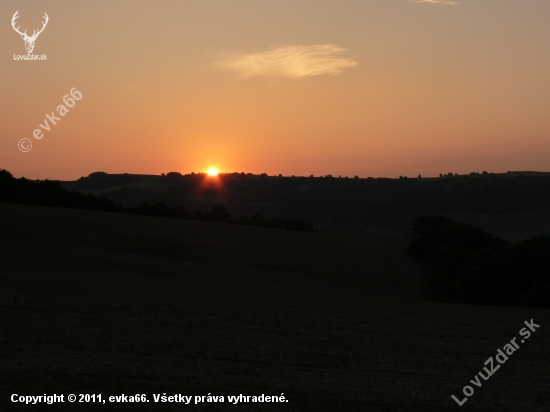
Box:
[61,171,550,240]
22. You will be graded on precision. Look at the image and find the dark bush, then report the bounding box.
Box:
[410,216,550,308]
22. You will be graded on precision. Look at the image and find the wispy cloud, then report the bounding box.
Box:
[416,0,461,5]
[215,44,358,79]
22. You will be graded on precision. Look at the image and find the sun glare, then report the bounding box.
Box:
[207,168,219,176]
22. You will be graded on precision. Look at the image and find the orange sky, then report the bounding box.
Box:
[1,0,549,180]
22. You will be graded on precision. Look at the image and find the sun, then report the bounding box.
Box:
[207,167,219,176]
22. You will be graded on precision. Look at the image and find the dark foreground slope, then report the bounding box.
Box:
[1,203,549,411]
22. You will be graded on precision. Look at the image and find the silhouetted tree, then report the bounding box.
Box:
[410,215,550,308]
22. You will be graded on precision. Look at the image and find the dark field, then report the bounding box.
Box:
[1,202,549,411]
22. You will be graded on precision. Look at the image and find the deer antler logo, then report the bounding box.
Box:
[11,11,49,54]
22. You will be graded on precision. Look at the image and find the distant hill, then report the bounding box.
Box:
[61,171,550,240]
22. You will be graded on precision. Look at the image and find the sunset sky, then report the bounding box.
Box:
[1,0,549,180]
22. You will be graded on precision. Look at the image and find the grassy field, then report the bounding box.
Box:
[1,202,549,411]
